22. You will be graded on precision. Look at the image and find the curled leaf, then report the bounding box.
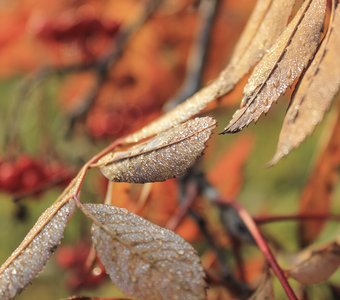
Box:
[99,117,216,183]
[219,0,296,95]
[248,270,274,300]
[124,0,295,144]
[288,241,340,285]
[224,0,326,133]
[87,203,206,300]
[271,3,340,164]
[0,199,76,299]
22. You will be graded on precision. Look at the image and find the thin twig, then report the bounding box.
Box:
[190,210,252,299]
[227,201,298,300]
[65,0,163,134]
[164,0,219,111]
[255,213,340,225]
[166,181,198,230]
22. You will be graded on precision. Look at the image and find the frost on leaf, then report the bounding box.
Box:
[271,3,340,164]
[219,0,296,95]
[288,240,340,285]
[123,0,295,145]
[87,203,206,300]
[0,199,76,300]
[224,0,326,133]
[98,117,216,183]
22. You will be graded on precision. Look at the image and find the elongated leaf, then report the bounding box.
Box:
[271,4,340,164]
[219,0,296,95]
[224,0,326,133]
[99,117,216,183]
[87,204,206,300]
[288,241,340,284]
[0,199,76,299]
[125,0,295,144]
[124,83,220,144]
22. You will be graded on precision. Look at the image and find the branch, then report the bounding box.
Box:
[65,0,163,134]
[164,0,219,111]
[225,201,298,300]
[255,213,340,225]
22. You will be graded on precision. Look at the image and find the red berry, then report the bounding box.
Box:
[0,162,19,192]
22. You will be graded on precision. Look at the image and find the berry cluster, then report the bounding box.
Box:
[0,155,73,196]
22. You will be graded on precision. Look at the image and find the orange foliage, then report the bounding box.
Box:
[108,179,199,242]
[298,106,340,246]
[208,134,255,199]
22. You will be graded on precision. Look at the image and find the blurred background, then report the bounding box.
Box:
[0,0,339,299]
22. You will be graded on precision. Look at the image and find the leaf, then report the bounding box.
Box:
[219,0,296,95]
[298,108,340,247]
[248,270,274,300]
[123,82,221,144]
[98,117,216,183]
[271,3,340,164]
[224,0,327,133]
[124,0,295,144]
[86,203,206,300]
[288,240,340,285]
[0,199,76,299]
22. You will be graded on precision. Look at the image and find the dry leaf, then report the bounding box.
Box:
[288,241,340,285]
[99,117,216,183]
[224,0,326,133]
[0,199,76,299]
[124,0,295,145]
[248,271,274,300]
[86,203,206,300]
[124,82,221,144]
[271,3,340,164]
[219,0,296,95]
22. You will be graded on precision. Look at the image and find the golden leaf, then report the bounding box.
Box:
[271,3,340,164]
[124,0,296,144]
[288,240,340,285]
[219,0,296,95]
[0,199,76,299]
[87,204,206,300]
[98,117,216,183]
[224,0,326,133]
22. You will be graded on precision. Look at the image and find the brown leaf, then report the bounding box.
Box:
[271,3,340,164]
[298,107,340,247]
[98,117,216,183]
[288,240,340,285]
[123,82,221,144]
[0,199,76,299]
[248,270,274,300]
[224,0,326,133]
[87,203,206,300]
[124,0,295,145]
[219,0,296,95]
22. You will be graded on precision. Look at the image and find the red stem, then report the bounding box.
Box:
[228,201,298,300]
[255,213,340,225]
[166,181,198,231]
